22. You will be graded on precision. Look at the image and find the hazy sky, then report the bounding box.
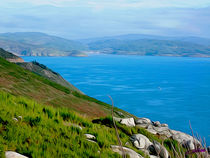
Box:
[0,0,210,39]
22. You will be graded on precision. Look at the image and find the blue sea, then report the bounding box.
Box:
[23,55,210,145]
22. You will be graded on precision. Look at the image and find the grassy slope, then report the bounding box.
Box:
[0,57,132,118]
[0,91,185,158]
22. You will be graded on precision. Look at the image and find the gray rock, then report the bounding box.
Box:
[135,118,151,125]
[120,118,135,127]
[12,118,18,122]
[161,124,168,127]
[170,130,200,149]
[130,134,152,149]
[84,134,96,140]
[150,141,169,158]
[114,117,135,127]
[153,121,161,127]
[5,151,28,158]
[150,156,159,158]
[111,145,143,158]
[184,140,195,150]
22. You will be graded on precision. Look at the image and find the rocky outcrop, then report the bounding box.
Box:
[135,117,201,150]
[111,145,143,158]
[5,151,28,158]
[170,130,201,150]
[114,117,135,127]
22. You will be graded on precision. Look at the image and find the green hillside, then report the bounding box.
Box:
[0,56,131,118]
[0,54,205,158]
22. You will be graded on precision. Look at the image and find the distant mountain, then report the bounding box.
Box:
[80,34,210,57]
[0,32,88,57]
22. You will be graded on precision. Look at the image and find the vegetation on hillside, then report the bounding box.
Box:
[0,91,189,158]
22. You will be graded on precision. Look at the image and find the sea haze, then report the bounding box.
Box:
[23,55,210,145]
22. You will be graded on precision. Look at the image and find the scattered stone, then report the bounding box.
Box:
[111,145,143,158]
[153,121,161,127]
[114,117,135,127]
[130,134,152,149]
[135,118,151,125]
[151,141,169,158]
[12,118,18,122]
[84,134,96,140]
[5,151,28,158]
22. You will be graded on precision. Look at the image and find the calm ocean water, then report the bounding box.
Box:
[23,55,210,145]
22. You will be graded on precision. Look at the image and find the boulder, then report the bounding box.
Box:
[135,118,151,125]
[12,118,18,122]
[149,141,169,158]
[111,145,143,158]
[84,134,96,140]
[5,151,28,158]
[130,134,152,149]
[114,117,135,127]
[184,140,195,150]
[120,118,135,127]
[170,130,200,149]
[153,121,161,127]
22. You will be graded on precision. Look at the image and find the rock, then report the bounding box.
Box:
[114,117,135,127]
[150,141,169,158]
[161,124,168,127]
[135,118,151,125]
[111,145,143,158]
[184,140,195,150]
[130,134,152,149]
[5,151,28,158]
[150,156,159,158]
[170,130,200,149]
[84,134,96,140]
[153,121,161,127]
[153,127,172,138]
[12,118,18,122]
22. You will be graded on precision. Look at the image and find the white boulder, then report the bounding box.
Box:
[111,145,143,158]
[130,134,152,149]
[114,117,135,127]
[5,151,28,158]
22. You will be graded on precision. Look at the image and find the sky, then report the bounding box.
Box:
[0,0,210,39]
